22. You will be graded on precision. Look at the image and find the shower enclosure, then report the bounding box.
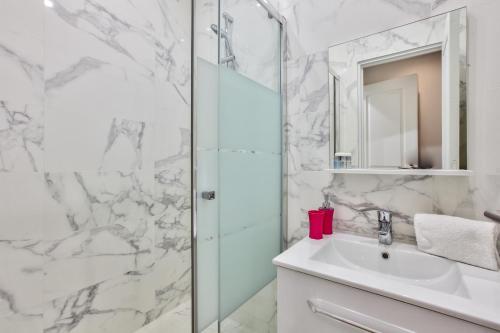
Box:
[192,0,286,332]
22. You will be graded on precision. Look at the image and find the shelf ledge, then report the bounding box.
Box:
[325,168,473,176]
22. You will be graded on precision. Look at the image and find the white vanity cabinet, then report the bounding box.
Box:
[277,267,498,333]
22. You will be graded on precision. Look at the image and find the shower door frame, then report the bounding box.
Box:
[190,0,288,332]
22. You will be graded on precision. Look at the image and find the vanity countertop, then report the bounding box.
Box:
[273,233,500,331]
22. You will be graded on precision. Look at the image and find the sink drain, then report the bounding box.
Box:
[381,252,390,259]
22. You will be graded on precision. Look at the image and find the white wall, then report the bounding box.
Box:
[280,0,500,245]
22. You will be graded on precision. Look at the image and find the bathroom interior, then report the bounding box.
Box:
[1,0,500,332]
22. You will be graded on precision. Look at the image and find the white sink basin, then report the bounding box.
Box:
[310,235,468,296]
[273,233,500,331]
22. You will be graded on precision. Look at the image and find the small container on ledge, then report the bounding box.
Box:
[308,210,324,240]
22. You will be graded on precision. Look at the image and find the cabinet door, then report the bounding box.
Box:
[277,268,497,333]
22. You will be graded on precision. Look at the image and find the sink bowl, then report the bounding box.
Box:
[311,234,468,296]
[273,232,500,331]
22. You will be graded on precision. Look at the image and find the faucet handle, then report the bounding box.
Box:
[377,210,392,224]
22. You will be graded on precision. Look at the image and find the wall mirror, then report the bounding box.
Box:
[329,8,468,174]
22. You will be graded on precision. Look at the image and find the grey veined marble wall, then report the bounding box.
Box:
[280,0,500,246]
[0,0,191,332]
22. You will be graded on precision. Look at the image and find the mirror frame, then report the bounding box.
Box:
[328,7,469,175]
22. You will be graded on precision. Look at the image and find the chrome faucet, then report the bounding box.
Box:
[360,208,393,245]
[376,210,393,245]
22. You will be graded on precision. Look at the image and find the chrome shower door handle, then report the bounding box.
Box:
[201,191,216,200]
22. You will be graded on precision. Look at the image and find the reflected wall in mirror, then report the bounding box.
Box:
[329,8,467,171]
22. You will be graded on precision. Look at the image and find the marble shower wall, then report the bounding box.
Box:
[195,0,281,91]
[0,0,191,332]
[280,0,500,246]
[221,0,282,91]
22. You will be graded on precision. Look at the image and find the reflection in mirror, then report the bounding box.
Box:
[329,8,467,171]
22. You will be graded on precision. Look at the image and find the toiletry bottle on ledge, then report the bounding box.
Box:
[334,152,352,169]
[319,194,335,235]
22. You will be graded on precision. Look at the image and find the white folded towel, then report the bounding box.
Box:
[414,214,500,271]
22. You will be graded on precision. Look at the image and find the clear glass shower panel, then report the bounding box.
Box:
[196,58,219,331]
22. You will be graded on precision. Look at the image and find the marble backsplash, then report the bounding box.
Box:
[0,0,191,332]
[287,170,479,245]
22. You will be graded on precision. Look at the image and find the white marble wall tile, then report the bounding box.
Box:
[194,0,219,64]
[0,241,44,317]
[42,171,155,300]
[221,0,281,91]
[0,0,44,172]
[326,174,436,243]
[279,0,434,59]
[43,270,155,333]
[287,171,331,246]
[145,253,191,324]
[0,1,46,322]
[0,173,45,239]
[287,171,468,246]
[153,0,192,102]
[44,66,156,172]
[138,301,191,333]
[100,118,147,172]
[43,172,154,239]
[148,165,191,324]
[154,83,191,167]
[0,174,45,318]
[152,143,191,261]
[0,102,44,173]
[43,0,164,173]
[286,51,330,173]
[150,0,192,328]
[44,1,158,76]
[0,310,43,333]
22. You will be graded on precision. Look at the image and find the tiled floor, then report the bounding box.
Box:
[220,279,277,333]
[136,302,191,333]
[171,279,277,333]
[202,321,219,333]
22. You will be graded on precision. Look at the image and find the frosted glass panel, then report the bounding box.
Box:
[220,216,281,319]
[219,67,281,320]
[219,151,280,236]
[219,67,281,154]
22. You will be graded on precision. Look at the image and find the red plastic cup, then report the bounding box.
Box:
[321,208,334,235]
[308,210,324,240]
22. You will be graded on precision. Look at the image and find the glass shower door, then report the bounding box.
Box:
[194,0,282,331]
[218,1,282,332]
